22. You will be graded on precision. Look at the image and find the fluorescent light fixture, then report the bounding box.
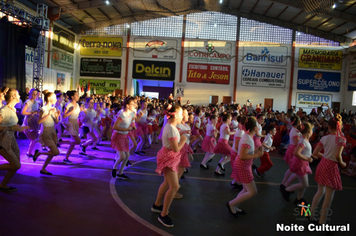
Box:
[332,3,336,8]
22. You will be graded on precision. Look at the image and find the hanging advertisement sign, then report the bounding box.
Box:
[297,70,341,92]
[187,63,230,84]
[132,60,175,81]
[57,73,65,90]
[79,79,121,94]
[296,93,332,109]
[132,38,178,59]
[25,46,34,63]
[350,53,356,70]
[348,70,356,91]
[187,41,232,63]
[298,48,342,70]
[51,48,74,74]
[241,66,286,88]
[242,46,288,67]
[80,36,122,56]
[52,25,75,53]
[80,58,121,78]
[26,62,33,89]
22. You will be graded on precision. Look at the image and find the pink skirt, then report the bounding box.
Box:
[253,136,262,149]
[111,132,129,152]
[283,144,296,165]
[201,135,216,153]
[315,157,342,191]
[213,138,231,156]
[231,156,254,184]
[289,155,312,176]
[152,124,159,132]
[179,143,193,168]
[156,146,181,175]
[136,123,148,136]
[230,150,238,169]
[191,127,201,136]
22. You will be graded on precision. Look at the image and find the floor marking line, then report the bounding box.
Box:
[109,178,172,236]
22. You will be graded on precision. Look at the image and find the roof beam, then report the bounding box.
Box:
[267,0,356,23]
[314,17,332,29]
[275,6,288,18]
[263,2,274,15]
[250,0,260,13]
[289,9,304,22]
[58,0,133,14]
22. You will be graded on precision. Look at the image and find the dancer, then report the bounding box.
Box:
[230,116,248,190]
[21,88,40,157]
[227,117,263,217]
[33,92,61,175]
[79,98,100,155]
[0,89,29,191]
[310,114,346,224]
[151,105,186,227]
[135,100,148,155]
[254,125,277,178]
[253,113,265,149]
[200,114,218,169]
[176,108,193,198]
[281,122,314,204]
[61,91,81,164]
[213,114,235,176]
[280,116,301,190]
[147,108,157,147]
[54,92,64,145]
[111,97,136,179]
[191,108,204,152]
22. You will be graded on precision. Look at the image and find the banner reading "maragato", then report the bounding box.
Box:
[299,48,342,70]
[187,63,230,84]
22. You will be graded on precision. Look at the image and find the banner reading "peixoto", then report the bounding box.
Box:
[187,63,230,84]
[298,48,343,70]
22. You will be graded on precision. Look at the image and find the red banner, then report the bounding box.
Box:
[187,63,230,84]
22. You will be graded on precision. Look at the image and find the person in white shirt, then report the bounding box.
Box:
[254,125,276,178]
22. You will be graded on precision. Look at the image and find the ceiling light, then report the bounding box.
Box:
[219,0,223,3]
[332,3,336,8]
[126,24,130,28]
[106,0,110,5]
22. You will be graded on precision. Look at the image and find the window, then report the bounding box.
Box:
[85,24,128,35]
[296,32,339,47]
[352,91,356,106]
[186,11,237,41]
[240,17,293,44]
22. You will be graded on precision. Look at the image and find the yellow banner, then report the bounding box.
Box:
[298,48,342,70]
[80,37,122,57]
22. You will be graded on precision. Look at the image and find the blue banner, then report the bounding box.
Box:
[297,70,341,92]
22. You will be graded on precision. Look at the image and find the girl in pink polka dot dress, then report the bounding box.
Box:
[213,114,236,176]
[151,105,187,228]
[253,113,265,149]
[200,114,218,169]
[281,122,316,205]
[280,116,302,190]
[310,114,346,224]
[227,117,263,217]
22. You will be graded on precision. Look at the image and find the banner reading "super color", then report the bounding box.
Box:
[298,48,342,70]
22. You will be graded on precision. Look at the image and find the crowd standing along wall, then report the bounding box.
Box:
[291,46,347,113]
[236,42,292,112]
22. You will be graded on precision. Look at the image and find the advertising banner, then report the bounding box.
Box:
[26,62,33,89]
[297,70,341,92]
[175,84,184,97]
[242,46,288,67]
[80,36,122,56]
[25,46,34,64]
[350,53,356,70]
[187,41,232,63]
[348,70,356,91]
[132,38,178,59]
[52,25,75,53]
[187,63,230,84]
[132,60,175,81]
[80,58,121,78]
[241,66,286,88]
[57,73,65,90]
[51,47,74,74]
[298,48,342,70]
[79,79,121,94]
[296,93,332,109]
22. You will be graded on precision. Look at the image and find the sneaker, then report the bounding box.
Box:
[26,153,34,158]
[281,188,291,202]
[63,159,73,165]
[117,173,129,180]
[80,144,86,154]
[214,171,225,176]
[218,163,225,171]
[252,164,257,169]
[280,184,286,191]
[126,160,132,167]
[79,152,87,156]
[91,147,99,151]
[158,215,174,228]
[151,204,163,213]
[0,186,18,192]
[134,151,141,156]
[230,182,243,191]
[139,151,146,154]
[254,169,261,178]
[184,169,188,173]
[111,169,117,178]
[174,192,183,199]
[200,164,209,169]
[33,149,40,162]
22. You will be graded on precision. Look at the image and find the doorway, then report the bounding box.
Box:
[210,95,218,105]
[135,79,173,100]
[223,96,231,105]
[264,98,273,110]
